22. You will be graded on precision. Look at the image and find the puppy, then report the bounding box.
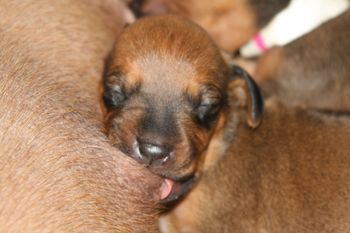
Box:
[130,0,291,52]
[0,0,163,232]
[160,70,350,233]
[102,15,263,202]
[254,9,350,111]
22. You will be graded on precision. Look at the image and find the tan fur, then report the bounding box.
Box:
[162,98,350,233]
[0,1,163,232]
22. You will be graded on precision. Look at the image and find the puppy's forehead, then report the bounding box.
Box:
[134,53,196,90]
[113,15,229,95]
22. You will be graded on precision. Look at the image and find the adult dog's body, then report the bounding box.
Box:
[0,1,162,232]
[161,98,350,233]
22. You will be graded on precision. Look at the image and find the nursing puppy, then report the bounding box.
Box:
[160,72,350,233]
[254,9,350,111]
[103,15,263,202]
[0,0,163,232]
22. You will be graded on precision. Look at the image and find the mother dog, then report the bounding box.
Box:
[0,0,164,232]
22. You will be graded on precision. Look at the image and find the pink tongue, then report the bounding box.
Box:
[160,179,175,200]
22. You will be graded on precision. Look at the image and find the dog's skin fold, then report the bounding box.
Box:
[0,1,163,232]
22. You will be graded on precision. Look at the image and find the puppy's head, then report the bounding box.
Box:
[103,15,263,201]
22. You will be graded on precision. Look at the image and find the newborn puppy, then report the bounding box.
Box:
[103,15,263,202]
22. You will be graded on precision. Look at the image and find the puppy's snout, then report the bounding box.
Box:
[138,139,172,164]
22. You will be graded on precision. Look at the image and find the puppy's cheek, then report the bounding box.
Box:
[107,115,139,153]
[169,127,210,177]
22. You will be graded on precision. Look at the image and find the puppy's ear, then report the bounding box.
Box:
[229,65,264,128]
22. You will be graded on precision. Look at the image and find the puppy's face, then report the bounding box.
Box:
[104,16,229,182]
[105,57,226,178]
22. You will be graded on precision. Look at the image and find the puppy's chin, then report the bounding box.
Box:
[116,140,199,203]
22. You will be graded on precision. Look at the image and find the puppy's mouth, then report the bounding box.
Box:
[159,175,196,204]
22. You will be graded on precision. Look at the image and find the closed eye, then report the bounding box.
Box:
[197,101,221,125]
[196,88,223,127]
[103,73,127,109]
[185,84,224,128]
[103,84,127,108]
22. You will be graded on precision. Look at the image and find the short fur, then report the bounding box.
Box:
[0,0,163,232]
[103,16,264,203]
[103,15,230,183]
[161,98,350,233]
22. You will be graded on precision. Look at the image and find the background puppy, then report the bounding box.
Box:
[130,0,291,52]
[0,0,163,232]
[103,15,263,202]
[160,71,350,233]
[254,9,350,111]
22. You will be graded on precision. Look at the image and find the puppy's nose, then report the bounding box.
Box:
[138,140,171,164]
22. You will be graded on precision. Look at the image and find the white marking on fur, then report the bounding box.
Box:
[241,0,349,57]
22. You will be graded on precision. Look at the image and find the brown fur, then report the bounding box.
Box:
[103,15,231,184]
[161,98,350,233]
[131,0,290,52]
[255,9,350,111]
[0,0,163,232]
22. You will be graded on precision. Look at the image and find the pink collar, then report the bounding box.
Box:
[254,33,267,52]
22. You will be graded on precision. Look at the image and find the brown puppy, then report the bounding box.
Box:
[160,72,350,233]
[130,0,290,52]
[255,9,350,111]
[103,15,263,202]
[0,0,163,232]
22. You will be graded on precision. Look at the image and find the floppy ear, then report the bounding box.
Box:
[229,65,264,128]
